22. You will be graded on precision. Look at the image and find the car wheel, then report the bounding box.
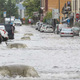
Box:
[35,28,37,30]
[57,31,59,34]
[38,29,39,31]
[77,34,79,36]
[40,30,43,32]
[60,35,62,37]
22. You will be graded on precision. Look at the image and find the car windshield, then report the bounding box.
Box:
[46,25,53,28]
[14,19,21,22]
[73,27,80,30]
[62,28,72,31]
[43,24,46,27]
[0,25,5,30]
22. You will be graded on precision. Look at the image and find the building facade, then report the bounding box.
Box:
[71,0,80,13]
[71,0,80,23]
[41,0,48,12]
[41,0,71,22]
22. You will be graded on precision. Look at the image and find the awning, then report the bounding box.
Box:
[62,17,73,23]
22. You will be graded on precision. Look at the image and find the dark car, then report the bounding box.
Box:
[0,33,2,44]
[4,24,15,39]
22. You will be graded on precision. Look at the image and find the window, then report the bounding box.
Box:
[67,1,71,6]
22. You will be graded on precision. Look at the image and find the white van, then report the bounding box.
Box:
[5,18,14,24]
[14,19,22,26]
[55,24,67,34]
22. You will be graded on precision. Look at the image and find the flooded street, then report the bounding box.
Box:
[0,25,80,80]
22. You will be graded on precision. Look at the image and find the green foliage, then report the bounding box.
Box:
[38,6,43,14]
[0,0,18,23]
[43,11,52,23]
[25,18,28,24]
[23,0,40,18]
[6,0,18,18]
[0,0,7,22]
[11,0,16,3]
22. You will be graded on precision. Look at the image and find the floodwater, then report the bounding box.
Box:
[0,25,80,80]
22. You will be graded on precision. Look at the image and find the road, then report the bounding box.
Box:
[0,25,80,80]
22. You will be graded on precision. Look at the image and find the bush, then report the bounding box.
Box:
[25,18,29,24]
[43,11,52,23]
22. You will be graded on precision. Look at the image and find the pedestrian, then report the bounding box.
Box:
[28,19,31,24]
[31,19,33,25]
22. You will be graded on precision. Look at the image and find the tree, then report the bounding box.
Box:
[43,11,52,23]
[6,0,18,18]
[23,0,40,18]
[0,0,7,22]
[0,0,18,23]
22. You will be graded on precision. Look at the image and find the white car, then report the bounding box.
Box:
[35,22,40,30]
[55,24,67,34]
[0,29,8,42]
[38,22,43,31]
[40,24,47,32]
[60,28,74,37]
[0,25,5,30]
[14,19,22,26]
[43,25,54,33]
[0,24,8,42]
[72,27,80,36]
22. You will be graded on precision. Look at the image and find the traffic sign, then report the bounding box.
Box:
[52,9,59,19]
[67,19,70,23]
[33,12,39,17]
[3,11,6,17]
[76,13,79,18]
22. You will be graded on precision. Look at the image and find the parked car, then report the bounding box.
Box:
[0,29,8,43]
[5,18,15,24]
[55,24,67,34]
[14,19,22,26]
[4,24,15,39]
[40,24,47,32]
[0,33,2,44]
[43,25,54,33]
[60,28,74,37]
[72,27,80,36]
[35,22,40,30]
[0,24,6,30]
[0,24,8,43]
[38,22,43,31]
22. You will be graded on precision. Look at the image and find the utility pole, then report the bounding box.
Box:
[75,0,76,24]
[59,0,60,24]
[10,0,11,23]
[40,0,42,21]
